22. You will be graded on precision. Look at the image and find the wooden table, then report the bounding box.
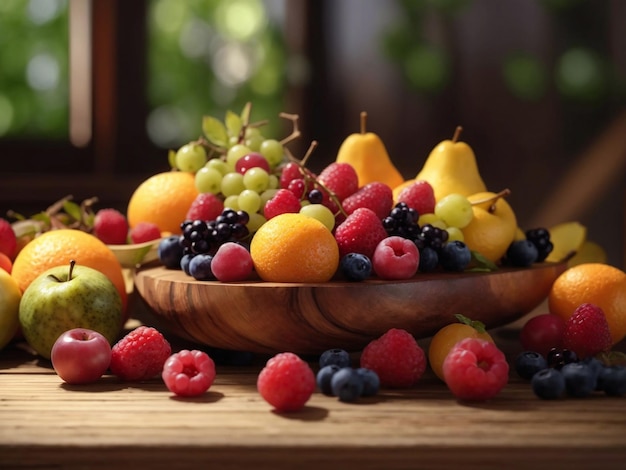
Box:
[2,309,626,470]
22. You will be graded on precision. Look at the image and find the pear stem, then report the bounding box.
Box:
[360,111,367,134]
[470,189,511,213]
[452,126,463,142]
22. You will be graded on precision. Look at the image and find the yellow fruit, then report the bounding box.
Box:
[545,221,587,263]
[250,213,339,283]
[127,171,199,235]
[548,263,626,345]
[461,190,517,263]
[568,240,607,267]
[0,269,21,350]
[11,229,128,315]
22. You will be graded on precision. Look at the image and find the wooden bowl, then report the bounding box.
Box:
[133,262,567,355]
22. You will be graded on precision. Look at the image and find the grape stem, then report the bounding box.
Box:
[469,189,511,213]
[278,112,301,146]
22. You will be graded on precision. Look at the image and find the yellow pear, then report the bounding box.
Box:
[461,189,517,263]
[415,126,487,201]
[336,112,404,189]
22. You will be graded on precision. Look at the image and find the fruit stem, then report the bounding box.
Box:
[68,259,76,280]
[452,126,463,143]
[360,111,367,134]
[470,188,511,213]
[279,112,301,145]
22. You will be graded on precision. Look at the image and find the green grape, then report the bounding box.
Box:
[445,226,465,243]
[243,167,270,192]
[175,143,207,173]
[223,194,240,210]
[259,139,284,168]
[246,212,267,234]
[205,158,230,176]
[221,172,246,197]
[419,213,447,230]
[226,144,252,168]
[238,189,262,214]
[245,134,264,152]
[195,167,223,195]
[260,189,279,208]
[245,127,262,139]
[267,174,279,190]
[299,204,335,232]
[434,193,473,228]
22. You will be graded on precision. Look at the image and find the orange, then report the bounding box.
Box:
[11,229,128,316]
[428,316,494,381]
[127,171,199,235]
[548,263,626,345]
[250,213,339,283]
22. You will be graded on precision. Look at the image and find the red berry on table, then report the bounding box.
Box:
[396,180,436,215]
[372,235,420,280]
[93,208,129,245]
[317,162,359,202]
[0,218,17,260]
[442,337,509,401]
[109,326,172,381]
[342,182,394,220]
[263,188,302,220]
[129,221,162,244]
[360,328,426,388]
[162,349,216,397]
[562,303,612,359]
[185,193,224,222]
[334,207,388,259]
[257,352,316,412]
[519,313,566,357]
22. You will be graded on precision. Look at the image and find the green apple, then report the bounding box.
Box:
[19,260,123,359]
[0,268,22,350]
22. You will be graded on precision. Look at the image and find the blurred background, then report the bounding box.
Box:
[0,0,624,268]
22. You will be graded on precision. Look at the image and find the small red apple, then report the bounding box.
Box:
[51,328,112,384]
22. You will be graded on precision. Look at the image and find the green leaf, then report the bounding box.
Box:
[240,102,252,125]
[454,314,487,333]
[202,115,228,147]
[63,200,82,222]
[225,110,242,138]
[469,251,499,272]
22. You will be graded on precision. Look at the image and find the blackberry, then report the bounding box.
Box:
[547,348,578,369]
[383,202,420,241]
[180,209,250,257]
[525,228,553,262]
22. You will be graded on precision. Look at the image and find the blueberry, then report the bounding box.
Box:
[180,253,194,275]
[330,367,364,402]
[158,235,185,269]
[597,366,626,397]
[439,241,471,271]
[418,246,439,272]
[316,364,340,396]
[581,356,604,389]
[188,253,216,281]
[561,362,596,398]
[319,348,351,369]
[355,367,380,397]
[531,368,565,400]
[339,253,372,281]
[514,351,548,380]
[505,240,538,267]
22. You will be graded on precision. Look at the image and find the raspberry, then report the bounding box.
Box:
[93,208,129,245]
[359,328,426,388]
[162,349,216,397]
[562,303,612,359]
[317,162,359,202]
[372,235,420,280]
[263,188,302,220]
[0,218,17,259]
[110,326,172,381]
[396,180,436,215]
[129,221,162,244]
[185,193,224,222]
[442,337,509,401]
[342,182,394,219]
[257,352,316,412]
[334,207,388,259]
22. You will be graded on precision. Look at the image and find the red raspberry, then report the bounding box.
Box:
[443,337,509,401]
[359,328,426,388]
[396,180,436,215]
[162,349,216,397]
[129,221,162,244]
[110,326,172,381]
[0,218,17,260]
[93,208,129,245]
[342,182,393,219]
[185,193,224,222]
[334,207,388,259]
[257,352,316,412]
[263,188,302,220]
[318,162,359,202]
[562,303,612,358]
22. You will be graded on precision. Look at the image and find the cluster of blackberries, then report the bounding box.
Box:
[180,209,250,256]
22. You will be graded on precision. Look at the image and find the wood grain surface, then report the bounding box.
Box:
[1,321,625,470]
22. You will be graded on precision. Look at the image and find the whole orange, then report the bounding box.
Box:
[548,263,626,345]
[250,213,339,283]
[11,229,128,318]
[127,171,199,235]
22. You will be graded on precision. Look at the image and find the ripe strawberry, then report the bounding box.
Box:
[562,303,612,358]
[342,182,393,219]
[334,207,388,259]
[318,162,359,202]
[263,188,302,220]
[396,180,436,215]
[185,193,224,222]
